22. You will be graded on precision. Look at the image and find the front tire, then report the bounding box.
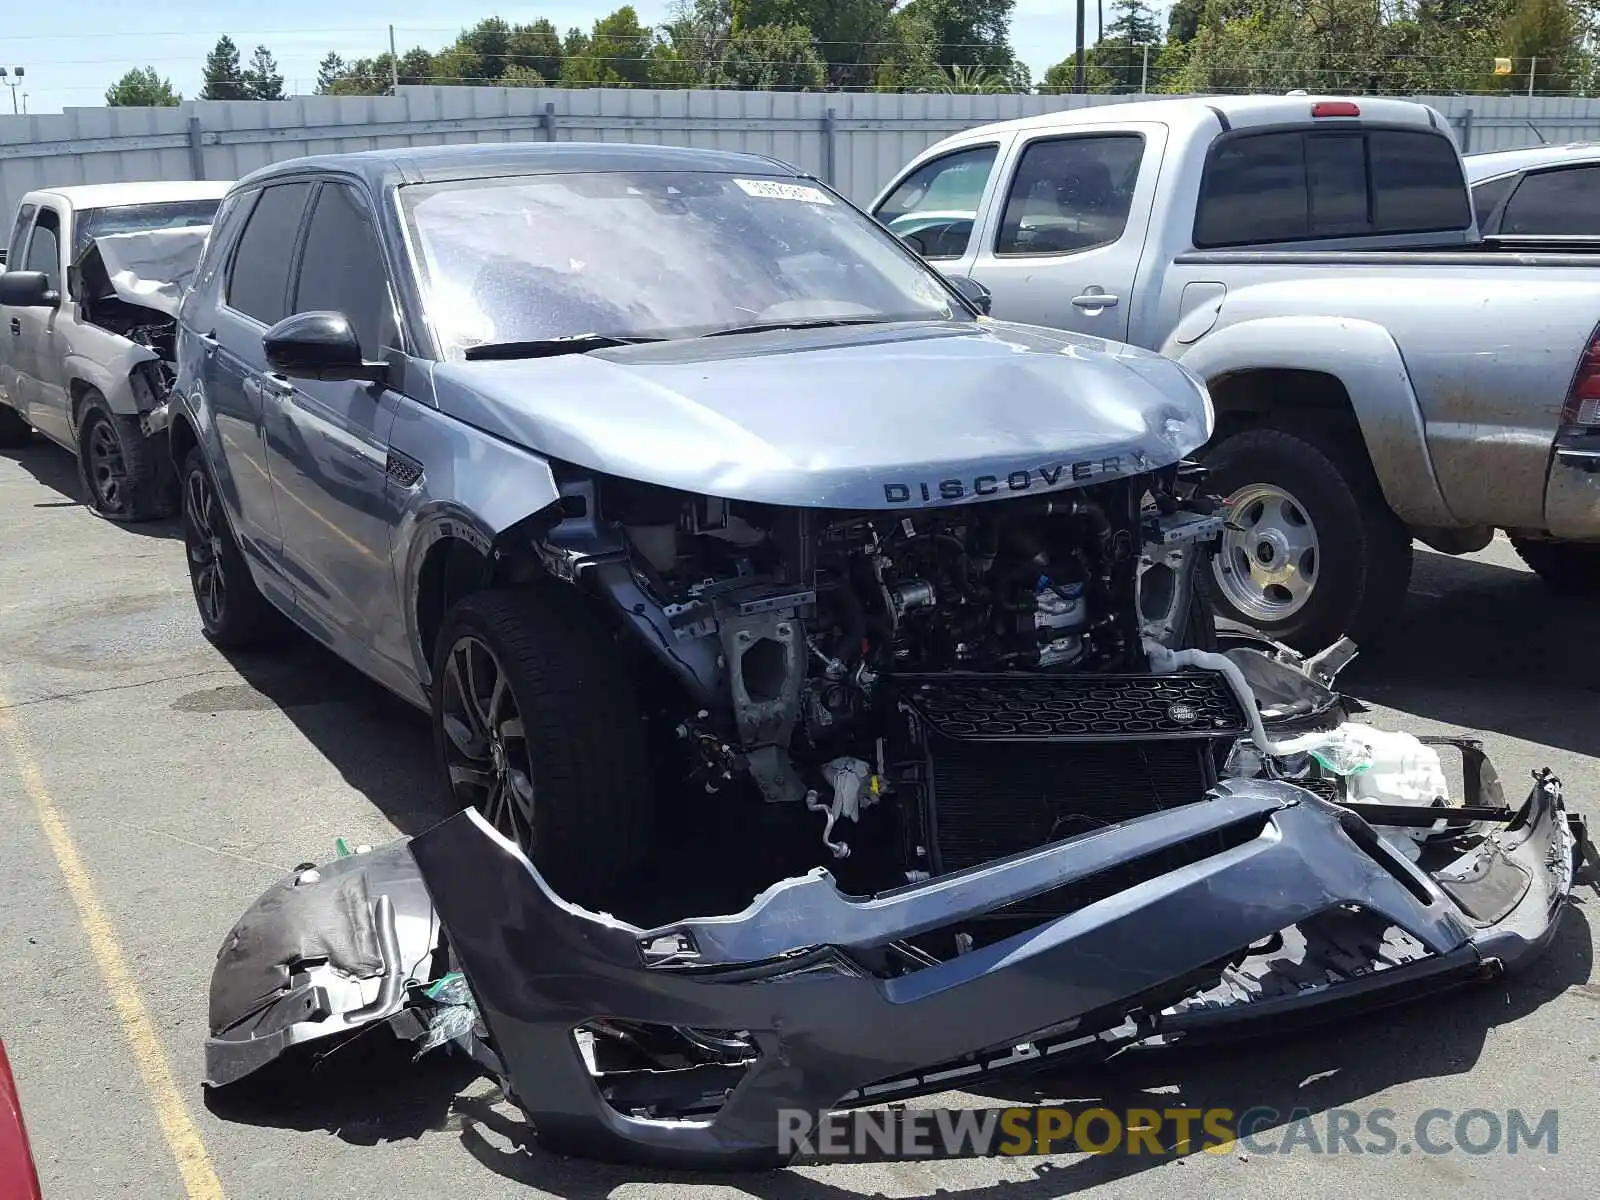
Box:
[1200,426,1412,652]
[78,402,166,520]
[0,403,29,448]
[1510,535,1600,595]
[181,446,281,648]
[431,586,652,908]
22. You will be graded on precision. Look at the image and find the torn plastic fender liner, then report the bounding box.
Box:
[405,781,1550,1171]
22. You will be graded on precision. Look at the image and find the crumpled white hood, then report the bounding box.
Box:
[90,226,211,317]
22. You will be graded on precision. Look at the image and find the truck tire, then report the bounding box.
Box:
[77,400,166,521]
[1509,536,1600,595]
[180,446,282,648]
[431,585,651,909]
[1200,426,1412,653]
[0,403,29,448]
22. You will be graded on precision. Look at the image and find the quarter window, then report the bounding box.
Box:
[995,134,1144,256]
[226,182,313,325]
[291,183,395,356]
[1499,165,1600,235]
[874,144,997,259]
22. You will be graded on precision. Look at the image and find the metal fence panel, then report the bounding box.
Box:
[4,87,1600,231]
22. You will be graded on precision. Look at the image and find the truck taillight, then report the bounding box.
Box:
[1312,101,1361,118]
[1562,330,1600,426]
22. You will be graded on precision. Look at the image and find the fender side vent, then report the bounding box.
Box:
[386,451,423,488]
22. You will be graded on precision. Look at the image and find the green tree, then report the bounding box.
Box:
[733,0,898,87]
[1167,0,1203,42]
[719,22,827,87]
[897,0,1017,68]
[509,18,565,80]
[459,17,513,81]
[105,67,181,106]
[499,63,547,86]
[1496,0,1579,91]
[315,52,347,93]
[244,45,285,100]
[200,35,250,100]
[560,6,656,86]
[655,0,734,84]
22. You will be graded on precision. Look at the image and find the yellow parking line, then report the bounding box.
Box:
[0,700,226,1200]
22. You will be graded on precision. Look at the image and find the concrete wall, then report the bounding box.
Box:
[3,86,1599,227]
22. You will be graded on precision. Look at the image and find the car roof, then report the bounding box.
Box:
[940,93,1444,144]
[25,180,234,209]
[1462,142,1600,182]
[230,141,808,195]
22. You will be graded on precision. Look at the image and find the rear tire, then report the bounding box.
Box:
[78,401,166,521]
[1200,426,1411,653]
[181,446,282,648]
[431,585,652,909]
[0,403,29,448]
[1510,535,1600,595]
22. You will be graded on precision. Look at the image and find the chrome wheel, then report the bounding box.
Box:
[439,635,536,851]
[86,416,129,513]
[1213,483,1319,621]
[183,466,227,628]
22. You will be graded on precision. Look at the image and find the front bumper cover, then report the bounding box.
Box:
[205,762,1578,1170]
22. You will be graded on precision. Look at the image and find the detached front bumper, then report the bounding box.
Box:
[387,768,1576,1170]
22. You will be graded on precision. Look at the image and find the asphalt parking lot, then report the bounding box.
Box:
[1,436,1596,1200]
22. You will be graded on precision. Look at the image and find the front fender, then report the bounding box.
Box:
[1170,316,1456,528]
[388,399,562,687]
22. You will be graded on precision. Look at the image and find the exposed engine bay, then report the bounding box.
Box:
[533,459,1237,911]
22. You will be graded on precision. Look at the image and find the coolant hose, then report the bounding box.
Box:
[1143,642,1342,759]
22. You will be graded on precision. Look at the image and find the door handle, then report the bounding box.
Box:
[8,318,18,335]
[1070,291,1120,310]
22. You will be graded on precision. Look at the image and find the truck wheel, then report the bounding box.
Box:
[180,446,282,648]
[0,404,29,448]
[1509,536,1600,595]
[431,585,651,909]
[77,401,165,521]
[1200,427,1411,652]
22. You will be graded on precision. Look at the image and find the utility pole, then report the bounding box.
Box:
[1074,0,1086,93]
[1140,44,1150,94]
[1527,56,1537,97]
[389,25,400,93]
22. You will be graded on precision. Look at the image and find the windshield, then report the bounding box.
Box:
[398,170,964,357]
[73,199,220,259]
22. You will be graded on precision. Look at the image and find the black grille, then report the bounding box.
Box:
[927,739,1213,877]
[898,672,1246,742]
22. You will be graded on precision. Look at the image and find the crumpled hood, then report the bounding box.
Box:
[86,226,211,317]
[429,320,1212,509]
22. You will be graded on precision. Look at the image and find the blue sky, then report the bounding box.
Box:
[3,0,1133,113]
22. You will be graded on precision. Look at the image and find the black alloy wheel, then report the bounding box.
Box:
[86,414,131,514]
[439,634,538,851]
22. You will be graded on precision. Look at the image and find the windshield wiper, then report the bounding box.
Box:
[463,333,663,361]
[698,317,894,338]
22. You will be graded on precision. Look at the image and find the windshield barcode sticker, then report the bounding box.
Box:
[734,179,834,204]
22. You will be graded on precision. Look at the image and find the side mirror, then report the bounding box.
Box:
[0,270,60,308]
[948,274,992,316]
[262,311,387,384]
[897,231,927,256]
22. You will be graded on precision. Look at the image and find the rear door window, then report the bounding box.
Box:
[1499,165,1600,235]
[873,144,997,259]
[1195,127,1469,247]
[994,133,1145,256]
[225,182,314,326]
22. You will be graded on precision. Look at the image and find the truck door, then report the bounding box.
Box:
[966,124,1167,342]
[7,203,72,445]
[0,202,36,413]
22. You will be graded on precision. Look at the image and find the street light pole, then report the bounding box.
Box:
[0,67,24,115]
[1074,0,1086,93]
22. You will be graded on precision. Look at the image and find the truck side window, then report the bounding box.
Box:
[1499,165,1600,235]
[23,209,62,292]
[225,182,314,326]
[874,145,998,259]
[6,202,35,266]
[1368,130,1470,234]
[1470,174,1519,230]
[1194,132,1309,247]
[291,183,397,357]
[995,134,1144,256]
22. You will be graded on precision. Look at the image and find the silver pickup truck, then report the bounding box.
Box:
[871,94,1600,649]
